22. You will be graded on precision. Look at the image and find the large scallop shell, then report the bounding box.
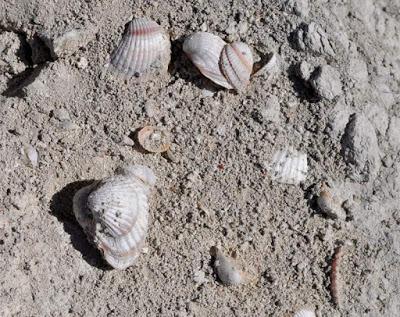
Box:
[73,165,156,269]
[183,32,232,89]
[268,148,308,185]
[108,18,170,77]
[220,42,253,91]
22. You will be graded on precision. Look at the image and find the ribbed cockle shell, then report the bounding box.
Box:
[220,42,253,91]
[293,309,316,317]
[108,18,170,77]
[183,32,232,89]
[73,165,156,269]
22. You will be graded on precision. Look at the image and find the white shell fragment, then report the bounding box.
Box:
[21,144,39,168]
[108,17,170,77]
[211,246,248,286]
[220,42,253,91]
[269,148,308,185]
[73,165,156,269]
[183,32,232,89]
[293,309,316,317]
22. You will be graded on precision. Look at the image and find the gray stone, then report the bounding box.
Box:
[280,0,309,17]
[342,114,380,182]
[296,22,335,56]
[310,65,342,101]
[387,117,400,149]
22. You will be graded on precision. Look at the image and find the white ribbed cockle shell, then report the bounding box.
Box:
[183,32,254,91]
[73,165,156,269]
[220,42,253,92]
[108,17,170,78]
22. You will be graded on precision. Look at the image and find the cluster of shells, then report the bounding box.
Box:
[71,16,316,314]
[106,17,254,91]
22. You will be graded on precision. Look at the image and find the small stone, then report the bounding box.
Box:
[296,22,335,56]
[238,21,249,34]
[53,108,70,121]
[259,95,281,123]
[297,61,313,82]
[310,65,342,101]
[193,270,208,284]
[40,27,96,59]
[121,135,134,146]
[225,22,236,35]
[280,0,309,17]
[21,144,39,168]
[327,99,351,138]
[76,57,88,69]
[348,58,369,86]
[0,31,27,75]
[341,114,380,182]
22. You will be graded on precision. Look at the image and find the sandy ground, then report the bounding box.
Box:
[0,0,400,316]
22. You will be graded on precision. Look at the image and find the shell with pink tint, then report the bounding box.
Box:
[108,17,170,77]
[183,32,232,89]
[220,42,253,91]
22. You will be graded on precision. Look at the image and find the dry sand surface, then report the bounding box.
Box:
[1,0,400,316]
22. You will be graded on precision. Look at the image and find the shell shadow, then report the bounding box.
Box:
[50,180,111,270]
[168,35,225,92]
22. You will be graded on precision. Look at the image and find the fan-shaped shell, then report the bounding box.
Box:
[269,148,308,185]
[183,32,232,89]
[293,309,316,317]
[73,165,156,269]
[220,42,253,91]
[108,18,170,77]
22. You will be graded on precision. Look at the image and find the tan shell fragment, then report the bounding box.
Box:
[137,126,171,153]
[317,184,346,220]
[108,17,170,78]
[183,32,232,89]
[220,42,253,91]
[73,165,156,269]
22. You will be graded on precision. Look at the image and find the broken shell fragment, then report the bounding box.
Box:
[183,32,232,89]
[293,309,316,317]
[317,184,346,220]
[211,246,249,285]
[73,165,156,269]
[21,144,39,168]
[108,17,170,78]
[220,42,253,91]
[137,126,171,153]
[268,148,308,185]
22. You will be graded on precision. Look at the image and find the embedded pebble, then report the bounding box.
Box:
[296,22,335,56]
[297,61,313,82]
[280,0,309,17]
[211,247,249,286]
[41,27,96,59]
[341,114,380,182]
[310,65,342,101]
[21,144,39,168]
[258,95,281,124]
[193,270,208,284]
[327,99,352,138]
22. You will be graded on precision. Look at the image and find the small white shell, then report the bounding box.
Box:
[73,165,155,269]
[220,42,253,91]
[21,144,39,168]
[183,32,232,89]
[108,18,170,77]
[293,309,316,317]
[269,148,308,185]
[212,247,248,285]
